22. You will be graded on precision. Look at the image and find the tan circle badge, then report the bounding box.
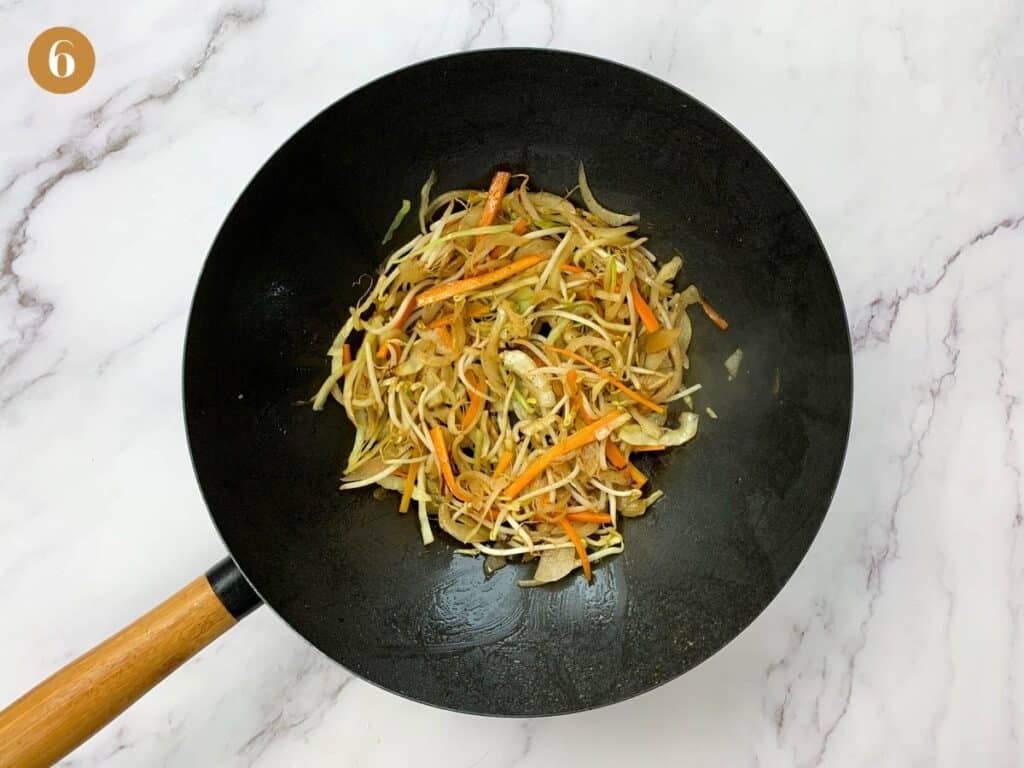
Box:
[28,27,95,94]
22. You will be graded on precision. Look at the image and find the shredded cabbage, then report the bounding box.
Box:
[382,199,411,244]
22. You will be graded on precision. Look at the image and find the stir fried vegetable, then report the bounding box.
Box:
[382,199,411,244]
[724,347,744,380]
[315,167,716,586]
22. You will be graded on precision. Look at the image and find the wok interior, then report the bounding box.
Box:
[184,50,851,715]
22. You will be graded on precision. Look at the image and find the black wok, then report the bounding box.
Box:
[0,49,851,767]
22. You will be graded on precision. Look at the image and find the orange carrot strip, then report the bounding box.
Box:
[492,450,514,479]
[557,517,592,582]
[415,254,547,308]
[566,512,613,525]
[700,297,729,331]
[435,325,453,350]
[560,264,585,275]
[341,343,352,366]
[605,441,629,469]
[566,369,579,397]
[504,410,625,498]
[630,280,660,333]
[429,426,472,502]
[475,170,512,245]
[461,370,485,430]
[480,171,511,227]
[629,444,667,453]
[626,462,647,487]
[512,217,530,235]
[399,460,419,513]
[427,315,453,330]
[547,346,665,414]
[376,339,401,360]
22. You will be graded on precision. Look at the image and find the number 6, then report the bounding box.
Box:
[48,39,75,79]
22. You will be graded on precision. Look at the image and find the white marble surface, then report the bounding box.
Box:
[1,1,1021,765]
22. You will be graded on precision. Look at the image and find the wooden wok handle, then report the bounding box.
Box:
[0,558,260,768]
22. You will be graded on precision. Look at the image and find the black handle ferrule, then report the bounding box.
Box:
[205,557,262,620]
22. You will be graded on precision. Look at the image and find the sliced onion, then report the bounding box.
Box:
[655,255,683,283]
[621,489,663,518]
[377,472,428,502]
[340,456,388,483]
[678,284,701,307]
[438,506,489,543]
[644,327,682,354]
[578,162,639,226]
[340,457,404,489]
[527,192,576,218]
[667,411,700,445]
[724,348,743,380]
[618,411,698,447]
[531,546,577,583]
[678,308,693,356]
[484,554,507,576]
